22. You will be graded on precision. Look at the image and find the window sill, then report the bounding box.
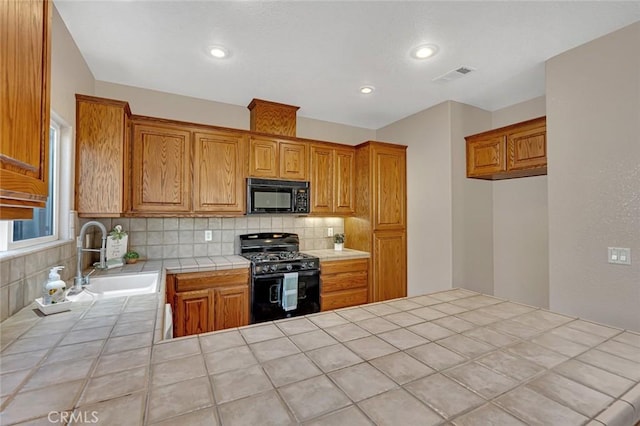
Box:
[0,239,74,261]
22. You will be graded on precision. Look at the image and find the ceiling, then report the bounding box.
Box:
[54,1,640,130]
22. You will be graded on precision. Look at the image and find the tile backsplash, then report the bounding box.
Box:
[0,215,344,322]
[0,241,76,322]
[82,216,345,260]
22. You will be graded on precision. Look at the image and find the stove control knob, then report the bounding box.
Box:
[307,261,315,269]
[286,264,293,271]
[270,264,278,272]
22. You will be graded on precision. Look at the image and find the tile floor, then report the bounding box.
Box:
[1,288,640,425]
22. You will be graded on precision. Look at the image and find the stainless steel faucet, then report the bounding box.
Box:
[72,221,107,293]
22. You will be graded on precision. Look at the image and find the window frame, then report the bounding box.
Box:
[0,118,60,251]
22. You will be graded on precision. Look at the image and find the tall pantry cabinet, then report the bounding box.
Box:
[345,141,407,302]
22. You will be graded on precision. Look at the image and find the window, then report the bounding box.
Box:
[0,120,60,250]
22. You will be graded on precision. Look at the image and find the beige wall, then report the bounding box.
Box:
[377,102,454,296]
[50,6,94,127]
[491,97,549,307]
[451,102,494,295]
[547,22,640,331]
[94,82,375,145]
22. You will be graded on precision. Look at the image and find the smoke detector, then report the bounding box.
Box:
[433,66,476,83]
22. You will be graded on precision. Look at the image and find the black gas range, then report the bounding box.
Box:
[240,233,320,324]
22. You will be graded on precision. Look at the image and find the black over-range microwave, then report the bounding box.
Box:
[247,178,310,214]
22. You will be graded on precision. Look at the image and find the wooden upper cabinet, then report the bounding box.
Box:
[373,144,406,230]
[279,141,307,180]
[248,98,299,137]
[75,95,131,217]
[0,0,52,219]
[466,116,546,180]
[466,134,506,177]
[334,148,355,214]
[249,136,307,180]
[193,131,246,213]
[132,122,191,212]
[508,122,547,172]
[310,145,334,213]
[249,136,278,178]
[310,143,355,215]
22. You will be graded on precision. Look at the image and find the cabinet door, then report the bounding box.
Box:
[76,96,130,216]
[334,148,355,214]
[373,230,407,302]
[0,0,51,217]
[373,146,406,230]
[174,289,214,337]
[132,124,191,212]
[249,136,278,178]
[310,145,334,213]
[279,141,307,180]
[194,131,246,213]
[466,135,507,178]
[214,285,249,331]
[508,123,546,171]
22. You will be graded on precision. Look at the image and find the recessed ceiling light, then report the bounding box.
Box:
[209,46,228,59]
[411,44,439,59]
[360,86,375,94]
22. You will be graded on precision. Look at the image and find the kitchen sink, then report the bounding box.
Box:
[66,272,159,301]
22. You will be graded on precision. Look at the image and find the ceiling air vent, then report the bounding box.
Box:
[433,66,476,83]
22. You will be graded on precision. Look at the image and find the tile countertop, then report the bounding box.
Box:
[2,279,640,424]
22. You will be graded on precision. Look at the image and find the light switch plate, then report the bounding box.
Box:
[608,247,631,265]
[204,230,213,242]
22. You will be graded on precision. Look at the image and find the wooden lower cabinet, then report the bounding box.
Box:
[174,289,214,337]
[320,258,369,311]
[213,285,250,331]
[168,269,249,338]
[373,230,407,302]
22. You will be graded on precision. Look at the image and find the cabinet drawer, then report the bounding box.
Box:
[322,271,368,293]
[175,269,249,292]
[321,259,368,275]
[321,288,368,311]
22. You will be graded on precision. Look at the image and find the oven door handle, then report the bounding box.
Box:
[253,270,319,279]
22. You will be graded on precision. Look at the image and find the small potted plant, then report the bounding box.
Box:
[333,233,345,251]
[123,250,140,264]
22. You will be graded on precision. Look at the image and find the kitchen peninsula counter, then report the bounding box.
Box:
[1,268,639,425]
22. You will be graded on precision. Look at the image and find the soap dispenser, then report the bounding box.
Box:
[44,266,66,305]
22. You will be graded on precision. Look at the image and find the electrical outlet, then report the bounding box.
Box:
[327,227,334,237]
[205,230,213,242]
[608,247,631,265]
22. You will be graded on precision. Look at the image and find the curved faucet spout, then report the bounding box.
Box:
[74,221,108,293]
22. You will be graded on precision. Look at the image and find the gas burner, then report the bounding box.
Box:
[243,251,314,264]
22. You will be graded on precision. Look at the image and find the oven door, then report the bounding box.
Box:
[251,270,320,323]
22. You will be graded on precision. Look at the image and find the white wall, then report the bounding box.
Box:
[491,97,549,307]
[547,22,640,331]
[94,82,375,145]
